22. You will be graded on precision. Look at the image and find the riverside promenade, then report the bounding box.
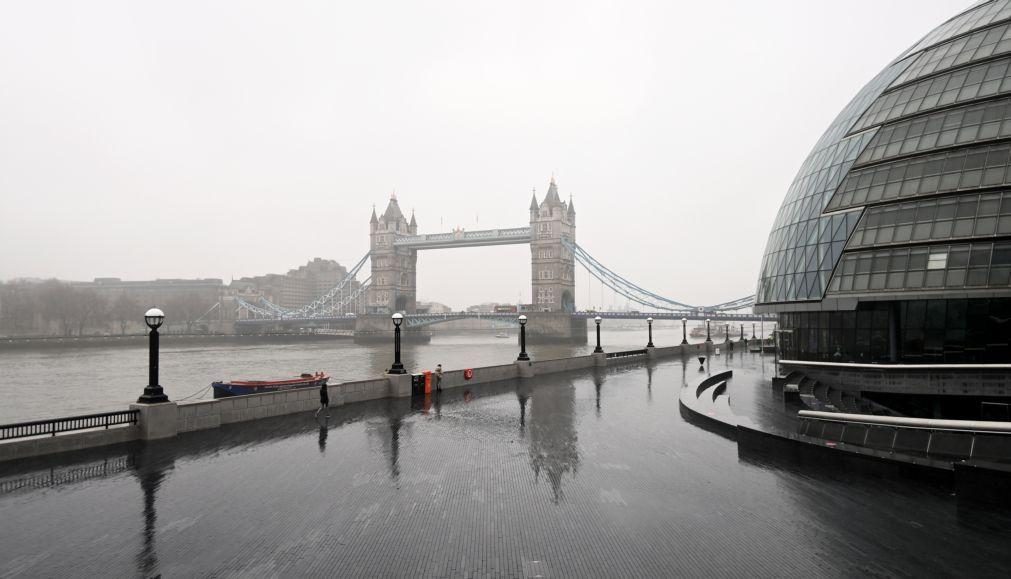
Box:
[3,351,1011,577]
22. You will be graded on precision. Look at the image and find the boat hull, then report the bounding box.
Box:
[211,375,328,398]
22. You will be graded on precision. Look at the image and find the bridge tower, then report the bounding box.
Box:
[367,195,418,314]
[529,177,576,312]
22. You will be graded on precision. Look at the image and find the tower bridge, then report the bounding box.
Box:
[235,178,763,342]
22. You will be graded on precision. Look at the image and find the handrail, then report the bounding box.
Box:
[781,360,1011,370]
[695,370,734,398]
[0,410,138,441]
[798,410,1011,433]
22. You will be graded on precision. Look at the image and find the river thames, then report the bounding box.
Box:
[0,325,749,423]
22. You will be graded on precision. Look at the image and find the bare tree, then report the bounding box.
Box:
[0,281,41,334]
[110,292,141,335]
[73,289,108,336]
[38,280,76,336]
[167,292,216,333]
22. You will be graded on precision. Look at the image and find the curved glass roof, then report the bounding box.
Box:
[758,1,1011,306]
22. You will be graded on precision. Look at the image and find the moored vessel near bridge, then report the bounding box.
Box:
[211,372,328,398]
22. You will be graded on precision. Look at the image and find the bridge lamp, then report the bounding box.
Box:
[681,317,688,345]
[138,308,169,404]
[388,312,406,375]
[646,317,654,348]
[517,315,530,361]
[593,316,604,354]
[705,318,713,344]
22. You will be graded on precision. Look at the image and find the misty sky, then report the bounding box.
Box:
[0,0,973,309]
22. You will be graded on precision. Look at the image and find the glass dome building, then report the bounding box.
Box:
[757,0,1011,370]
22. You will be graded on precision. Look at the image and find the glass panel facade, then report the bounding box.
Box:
[827,142,1011,211]
[826,240,1011,293]
[778,298,1011,364]
[855,96,1011,165]
[894,20,1011,86]
[846,191,1011,248]
[755,61,909,304]
[900,0,1011,59]
[760,2,1011,311]
[852,56,1011,133]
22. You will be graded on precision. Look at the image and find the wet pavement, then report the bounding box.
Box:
[2,352,1011,577]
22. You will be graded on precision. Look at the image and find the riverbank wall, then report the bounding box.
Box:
[0,339,751,463]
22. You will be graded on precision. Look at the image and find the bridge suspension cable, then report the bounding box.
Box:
[235,252,371,320]
[565,240,754,313]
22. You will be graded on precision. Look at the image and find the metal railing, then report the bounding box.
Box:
[0,410,139,441]
[797,410,1011,462]
[606,349,648,359]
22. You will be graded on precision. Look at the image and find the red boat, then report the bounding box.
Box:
[211,372,328,398]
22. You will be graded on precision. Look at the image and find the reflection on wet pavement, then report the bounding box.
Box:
[2,353,1010,577]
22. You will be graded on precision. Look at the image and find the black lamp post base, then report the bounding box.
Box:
[593,347,604,354]
[517,353,530,361]
[681,340,689,345]
[387,365,407,375]
[137,386,169,404]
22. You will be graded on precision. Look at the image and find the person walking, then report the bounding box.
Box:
[435,364,443,392]
[315,380,330,418]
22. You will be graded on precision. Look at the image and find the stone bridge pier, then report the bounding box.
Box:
[523,313,587,344]
[353,314,431,344]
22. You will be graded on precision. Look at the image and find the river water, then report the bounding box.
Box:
[0,324,767,424]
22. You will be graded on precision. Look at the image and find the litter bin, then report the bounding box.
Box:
[411,373,426,396]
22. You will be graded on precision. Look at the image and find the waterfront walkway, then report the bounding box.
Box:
[2,353,1010,577]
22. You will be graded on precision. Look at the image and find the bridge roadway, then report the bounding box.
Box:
[234,310,772,330]
[392,226,531,250]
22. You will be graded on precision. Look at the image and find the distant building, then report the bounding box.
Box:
[416,301,452,314]
[233,258,357,309]
[466,302,500,313]
[76,277,223,306]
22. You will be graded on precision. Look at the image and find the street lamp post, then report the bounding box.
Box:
[593,316,604,353]
[137,308,169,404]
[724,324,729,343]
[517,315,530,361]
[740,324,744,342]
[681,317,688,345]
[646,317,654,348]
[752,323,756,339]
[388,313,406,374]
[705,318,712,344]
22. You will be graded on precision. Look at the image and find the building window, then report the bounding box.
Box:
[536,287,555,304]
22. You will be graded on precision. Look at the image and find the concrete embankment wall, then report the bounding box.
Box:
[0,339,741,463]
